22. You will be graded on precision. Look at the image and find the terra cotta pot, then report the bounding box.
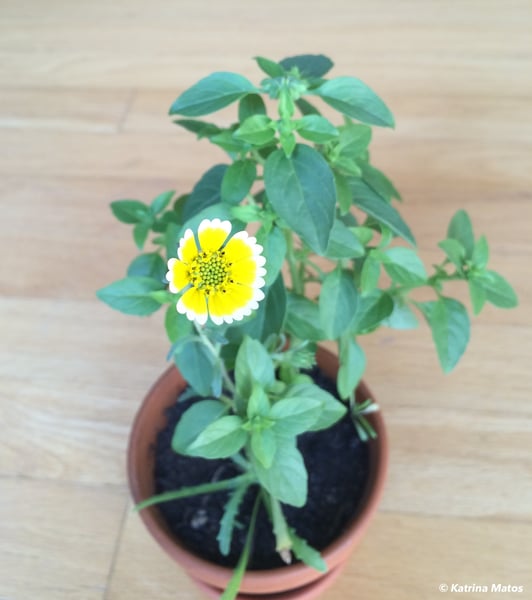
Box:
[127,346,388,598]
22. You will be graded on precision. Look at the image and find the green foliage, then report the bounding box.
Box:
[264,145,336,255]
[100,55,519,597]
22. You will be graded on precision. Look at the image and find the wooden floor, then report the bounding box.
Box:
[1,1,531,598]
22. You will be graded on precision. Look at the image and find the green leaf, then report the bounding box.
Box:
[295,98,321,116]
[360,162,401,202]
[264,145,336,255]
[349,179,416,245]
[336,124,372,159]
[221,159,256,205]
[438,239,466,269]
[96,276,165,316]
[472,235,489,270]
[257,226,287,286]
[133,222,150,250]
[334,171,352,215]
[468,279,487,315]
[169,72,256,117]
[173,119,221,138]
[288,529,327,573]
[238,93,267,121]
[252,438,307,507]
[295,115,339,143]
[246,383,271,418]
[472,270,518,308]
[135,474,252,512]
[352,291,394,333]
[110,200,149,224]
[127,253,167,283]
[164,305,193,343]
[182,164,228,221]
[255,56,285,78]
[285,293,325,342]
[313,77,395,128]
[319,269,359,339]
[172,400,227,454]
[210,129,250,154]
[250,428,277,469]
[234,115,276,146]
[381,247,427,285]
[187,415,247,459]
[447,210,474,259]
[325,219,365,259]
[217,481,250,556]
[270,392,322,436]
[383,298,419,330]
[151,190,175,214]
[234,337,275,405]
[360,254,381,295]
[418,297,471,373]
[279,54,334,78]
[337,336,366,399]
[280,383,346,432]
[173,338,220,397]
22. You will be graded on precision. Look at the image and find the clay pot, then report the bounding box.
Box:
[127,346,388,598]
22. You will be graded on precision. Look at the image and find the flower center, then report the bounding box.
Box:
[190,250,231,292]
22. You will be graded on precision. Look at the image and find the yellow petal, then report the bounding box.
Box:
[169,260,191,291]
[224,235,253,264]
[222,283,254,312]
[178,230,199,263]
[178,287,208,320]
[208,290,235,320]
[230,258,258,286]
[198,220,230,253]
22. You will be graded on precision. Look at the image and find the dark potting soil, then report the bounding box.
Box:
[153,366,370,570]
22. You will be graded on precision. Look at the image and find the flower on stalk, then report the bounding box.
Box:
[166,219,267,326]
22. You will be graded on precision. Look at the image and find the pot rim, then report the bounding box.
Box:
[127,345,388,593]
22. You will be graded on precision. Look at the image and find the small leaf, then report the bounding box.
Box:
[468,279,487,315]
[382,247,427,285]
[383,298,419,330]
[295,115,339,143]
[257,226,287,286]
[325,219,365,259]
[164,305,193,342]
[295,98,321,116]
[234,115,276,146]
[313,77,394,127]
[438,239,466,269]
[234,337,275,405]
[151,190,175,214]
[447,210,475,259]
[319,269,359,339]
[172,400,227,454]
[133,222,150,250]
[238,93,267,122]
[336,124,372,159]
[127,253,167,283]
[353,291,394,333]
[349,179,415,245]
[418,297,470,373]
[255,56,285,78]
[360,254,381,295]
[472,235,489,270]
[279,54,334,78]
[472,270,518,309]
[270,393,322,436]
[337,336,366,399]
[187,415,247,459]
[96,276,165,316]
[251,438,307,507]
[110,200,149,224]
[288,529,327,573]
[169,72,256,117]
[174,338,219,397]
[334,171,352,215]
[217,481,250,556]
[264,145,336,255]
[285,293,326,342]
[174,119,221,138]
[250,428,277,469]
[221,159,257,205]
[360,162,401,202]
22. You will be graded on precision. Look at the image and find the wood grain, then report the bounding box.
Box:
[1,0,531,598]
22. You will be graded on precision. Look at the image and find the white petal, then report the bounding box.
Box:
[252,278,266,289]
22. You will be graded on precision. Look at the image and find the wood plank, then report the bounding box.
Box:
[0,478,126,600]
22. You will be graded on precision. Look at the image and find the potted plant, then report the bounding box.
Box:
[97,54,517,599]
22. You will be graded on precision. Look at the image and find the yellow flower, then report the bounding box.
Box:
[166,218,267,326]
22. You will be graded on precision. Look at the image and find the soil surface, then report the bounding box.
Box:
[154,366,369,570]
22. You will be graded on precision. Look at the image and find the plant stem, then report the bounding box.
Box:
[284,229,304,295]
